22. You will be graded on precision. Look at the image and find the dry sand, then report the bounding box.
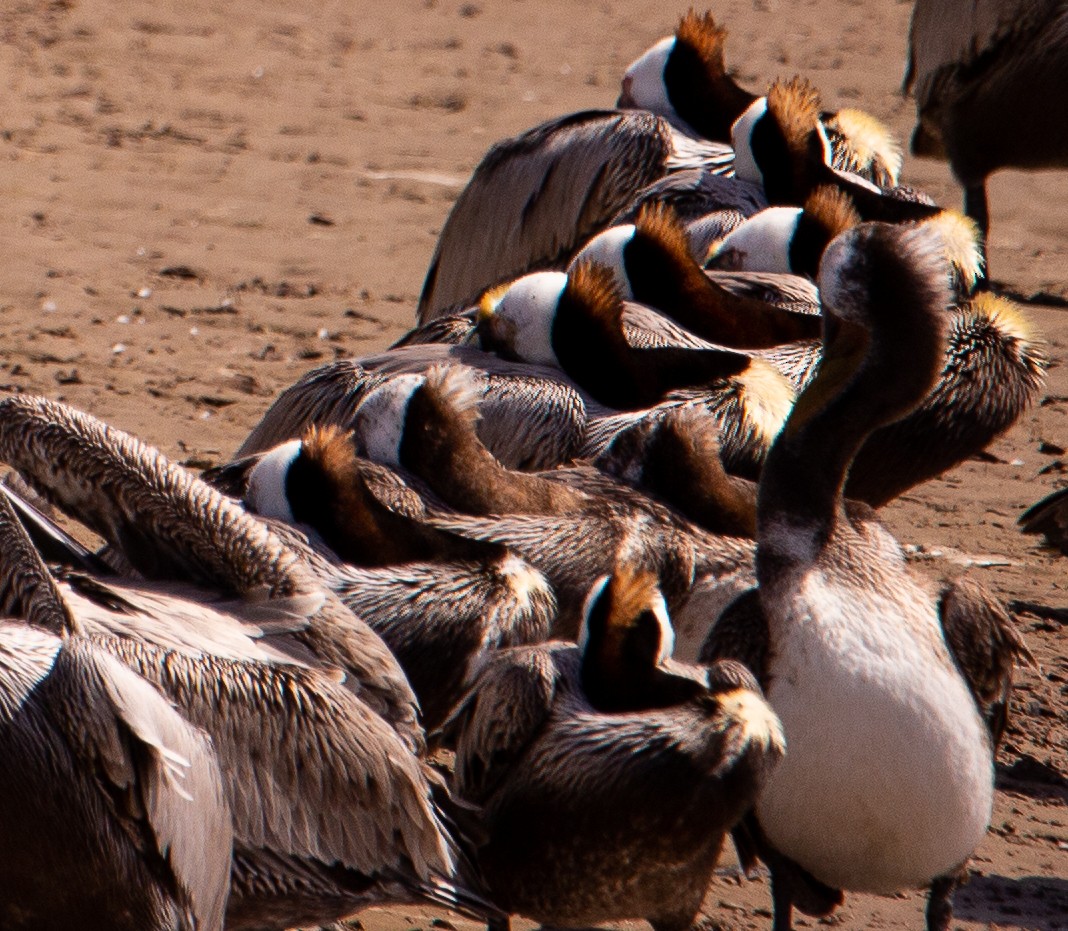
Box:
[0,1,1065,929]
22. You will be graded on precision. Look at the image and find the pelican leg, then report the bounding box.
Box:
[964,183,990,291]
[926,868,965,931]
[770,867,795,931]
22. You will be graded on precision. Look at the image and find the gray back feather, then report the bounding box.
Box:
[417,110,676,321]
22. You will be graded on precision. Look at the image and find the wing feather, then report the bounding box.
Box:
[59,639,233,931]
[450,644,560,803]
[87,633,454,882]
[905,0,1063,100]
[417,110,675,321]
[938,577,1036,746]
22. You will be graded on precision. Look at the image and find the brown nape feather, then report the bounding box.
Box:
[629,202,822,348]
[596,410,757,538]
[634,200,695,264]
[400,366,586,516]
[604,566,663,634]
[786,186,862,279]
[668,10,758,140]
[298,424,504,566]
[643,411,757,538]
[674,9,731,74]
[581,568,713,715]
[804,186,861,238]
[558,261,753,409]
[750,76,836,212]
[565,261,628,335]
[767,76,824,162]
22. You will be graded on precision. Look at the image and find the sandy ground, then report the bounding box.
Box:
[0,1,1065,929]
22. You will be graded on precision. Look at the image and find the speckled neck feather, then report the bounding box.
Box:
[759,222,950,540]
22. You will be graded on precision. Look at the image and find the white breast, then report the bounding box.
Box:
[757,568,993,893]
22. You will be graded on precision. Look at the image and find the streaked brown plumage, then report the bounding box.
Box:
[0,393,424,750]
[449,569,784,931]
[417,109,733,322]
[573,201,824,347]
[0,491,232,931]
[234,424,557,734]
[0,396,501,931]
[347,365,756,641]
[699,221,1031,931]
[234,346,588,472]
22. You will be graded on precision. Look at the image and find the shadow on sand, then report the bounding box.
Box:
[955,873,1068,931]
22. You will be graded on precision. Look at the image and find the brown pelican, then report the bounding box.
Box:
[571,199,828,344]
[237,424,557,733]
[904,0,1068,280]
[572,198,1044,507]
[417,107,733,321]
[449,568,785,931]
[731,77,943,224]
[346,365,756,642]
[700,221,1033,931]
[476,262,797,477]
[0,490,231,931]
[0,395,501,931]
[706,188,985,294]
[619,10,902,186]
[233,346,588,472]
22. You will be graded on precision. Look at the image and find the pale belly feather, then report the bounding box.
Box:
[756,570,994,893]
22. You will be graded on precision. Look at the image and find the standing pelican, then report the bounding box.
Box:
[700,221,1032,931]
[904,0,1068,280]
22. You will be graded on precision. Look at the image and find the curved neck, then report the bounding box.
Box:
[553,275,754,408]
[758,315,940,549]
[663,47,757,142]
[624,234,821,348]
[399,390,585,516]
[640,424,757,538]
[289,451,494,566]
[580,641,702,712]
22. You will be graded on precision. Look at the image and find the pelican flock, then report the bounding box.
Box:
[0,6,1057,931]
